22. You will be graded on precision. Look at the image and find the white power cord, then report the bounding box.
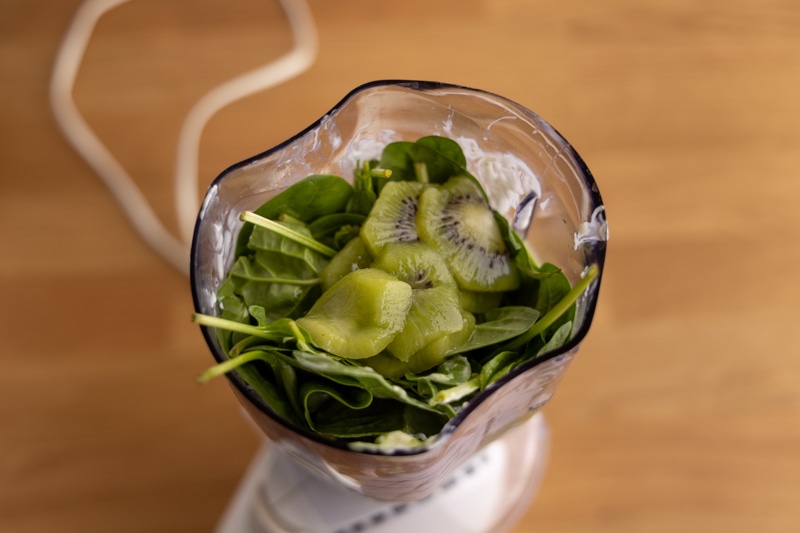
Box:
[50,0,317,276]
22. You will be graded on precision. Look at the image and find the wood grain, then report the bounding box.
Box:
[2,0,799,531]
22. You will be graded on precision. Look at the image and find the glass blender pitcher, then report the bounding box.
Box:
[191,80,607,533]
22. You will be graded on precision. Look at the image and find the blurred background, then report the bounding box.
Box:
[2,0,799,531]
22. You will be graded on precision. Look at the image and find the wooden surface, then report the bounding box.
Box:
[2,0,799,531]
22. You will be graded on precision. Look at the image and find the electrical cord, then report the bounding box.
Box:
[50,0,318,276]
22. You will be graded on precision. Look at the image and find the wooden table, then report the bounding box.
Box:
[3,0,799,531]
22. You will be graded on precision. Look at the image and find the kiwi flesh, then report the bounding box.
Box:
[371,241,455,288]
[417,176,520,292]
[363,310,476,379]
[360,180,426,257]
[371,242,464,362]
[296,268,412,360]
[459,289,503,314]
[406,309,476,371]
[318,236,372,291]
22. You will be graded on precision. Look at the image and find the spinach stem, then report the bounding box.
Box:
[240,211,337,257]
[242,276,320,286]
[278,213,305,225]
[430,376,480,405]
[414,161,429,183]
[198,350,270,383]
[507,264,599,350]
[371,168,392,179]
[192,313,268,339]
[289,320,318,354]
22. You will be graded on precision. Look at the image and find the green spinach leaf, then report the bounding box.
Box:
[446,306,540,356]
[403,355,473,398]
[254,174,354,221]
[379,137,468,185]
[346,161,383,215]
[309,399,448,439]
[308,213,366,248]
[228,222,329,321]
[479,350,519,389]
[235,174,354,255]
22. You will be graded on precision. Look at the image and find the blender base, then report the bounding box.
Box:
[214,412,549,533]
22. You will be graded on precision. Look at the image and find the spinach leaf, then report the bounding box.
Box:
[308,213,366,248]
[238,366,301,426]
[479,350,519,389]
[480,322,573,389]
[403,355,473,398]
[254,174,354,221]
[332,225,361,249]
[300,379,374,435]
[379,137,469,185]
[248,222,331,273]
[228,256,318,322]
[290,349,454,417]
[228,222,329,321]
[536,321,573,357]
[215,277,249,352]
[346,161,382,216]
[530,263,571,315]
[494,211,530,267]
[309,398,448,439]
[378,141,416,182]
[502,265,598,353]
[273,358,302,420]
[416,136,468,168]
[446,306,540,356]
[236,174,354,255]
[195,345,303,426]
[408,142,462,184]
[531,263,575,339]
[247,305,272,327]
[496,214,577,342]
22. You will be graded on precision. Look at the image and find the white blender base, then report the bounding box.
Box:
[215,412,549,533]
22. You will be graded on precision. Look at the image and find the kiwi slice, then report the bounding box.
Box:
[459,289,503,314]
[360,180,426,257]
[318,236,372,291]
[363,310,476,379]
[417,176,520,292]
[371,242,465,362]
[407,309,476,370]
[296,268,412,360]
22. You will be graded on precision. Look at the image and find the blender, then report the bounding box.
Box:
[190,80,607,533]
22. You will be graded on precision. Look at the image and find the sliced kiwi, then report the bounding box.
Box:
[360,180,426,257]
[296,268,412,360]
[459,289,503,314]
[407,309,476,370]
[318,236,372,291]
[371,242,464,362]
[417,176,520,292]
[371,241,455,288]
[361,352,412,380]
[363,310,476,380]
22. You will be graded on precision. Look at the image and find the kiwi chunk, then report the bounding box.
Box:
[296,268,412,360]
[360,180,426,257]
[407,309,476,371]
[459,289,503,313]
[417,176,520,292]
[318,236,372,291]
[371,242,465,362]
[363,310,476,379]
